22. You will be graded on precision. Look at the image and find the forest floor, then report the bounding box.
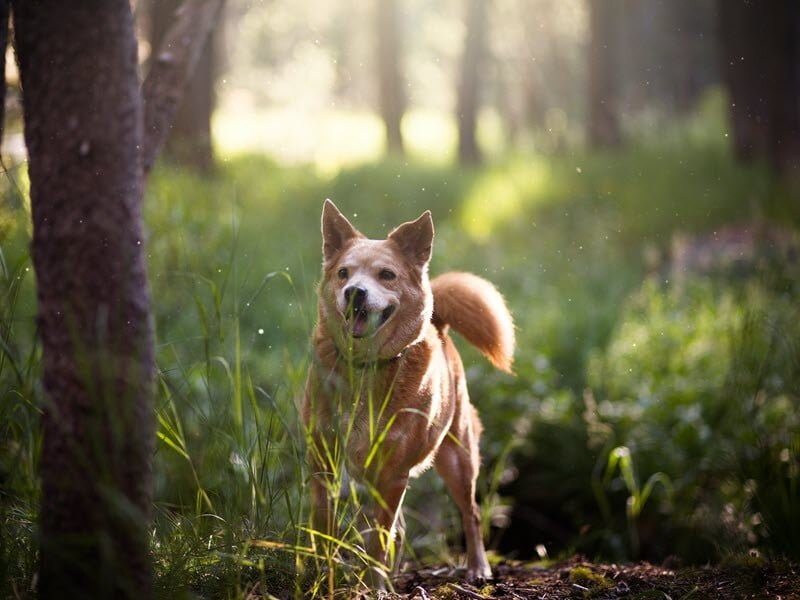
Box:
[385,556,800,600]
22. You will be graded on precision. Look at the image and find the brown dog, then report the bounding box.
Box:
[303,199,514,586]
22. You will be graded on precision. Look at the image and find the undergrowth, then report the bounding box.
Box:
[1,127,799,597]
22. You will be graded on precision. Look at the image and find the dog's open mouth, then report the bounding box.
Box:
[347,305,396,338]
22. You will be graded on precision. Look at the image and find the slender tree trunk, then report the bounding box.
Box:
[456,0,488,166]
[0,0,7,148]
[587,0,622,149]
[376,0,406,156]
[719,0,769,162]
[169,35,215,172]
[765,2,800,179]
[142,0,225,176]
[719,0,800,177]
[13,0,155,597]
[149,0,216,172]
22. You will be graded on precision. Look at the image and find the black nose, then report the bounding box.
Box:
[344,286,367,310]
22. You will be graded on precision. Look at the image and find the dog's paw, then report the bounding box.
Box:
[465,564,493,584]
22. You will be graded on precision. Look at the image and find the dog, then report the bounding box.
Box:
[302,199,514,587]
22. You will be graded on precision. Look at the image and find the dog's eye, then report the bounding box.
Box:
[337,267,349,280]
[379,269,396,281]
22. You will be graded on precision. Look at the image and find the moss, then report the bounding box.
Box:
[720,551,767,570]
[568,566,614,597]
[431,584,458,600]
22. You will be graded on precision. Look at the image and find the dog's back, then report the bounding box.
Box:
[431,272,515,373]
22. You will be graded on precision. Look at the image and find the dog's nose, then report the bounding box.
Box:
[344,286,367,310]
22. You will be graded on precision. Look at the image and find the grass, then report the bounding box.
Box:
[2,100,800,596]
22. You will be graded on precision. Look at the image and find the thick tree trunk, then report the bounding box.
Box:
[587,0,622,149]
[719,0,800,177]
[13,0,155,597]
[147,0,217,173]
[456,0,488,166]
[376,0,406,156]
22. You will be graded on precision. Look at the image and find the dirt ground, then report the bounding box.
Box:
[387,556,800,600]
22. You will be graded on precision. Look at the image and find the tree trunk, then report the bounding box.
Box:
[587,0,622,149]
[13,0,155,597]
[764,2,800,179]
[0,0,7,148]
[376,0,406,156]
[719,0,800,177]
[141,0,225,176]
[456,0,488,166]
[149,0,216,172]
[719,0,770,162]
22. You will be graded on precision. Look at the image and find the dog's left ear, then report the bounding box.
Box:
[388,211,434,268]
[322,199,361,261]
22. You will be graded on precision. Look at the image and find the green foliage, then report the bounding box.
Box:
[2,128,800,596]
[581,269,800,560]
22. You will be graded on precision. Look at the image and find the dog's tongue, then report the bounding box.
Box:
[352,312,369,337]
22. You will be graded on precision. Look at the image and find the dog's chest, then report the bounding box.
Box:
[336,374,400,474]
[332,367,450,481]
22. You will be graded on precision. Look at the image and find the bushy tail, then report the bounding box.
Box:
[431,272,515,373]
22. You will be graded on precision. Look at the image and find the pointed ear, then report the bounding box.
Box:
[321,199,360,261]
[388,211,434,268]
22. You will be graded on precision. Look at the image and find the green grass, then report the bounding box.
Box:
[2,113,800,596]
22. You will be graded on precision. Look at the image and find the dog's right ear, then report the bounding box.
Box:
[321,199,360,261]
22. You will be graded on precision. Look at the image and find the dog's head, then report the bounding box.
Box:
[318,199,434,361]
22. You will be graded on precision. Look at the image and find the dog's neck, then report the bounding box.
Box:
[333,345,407,370]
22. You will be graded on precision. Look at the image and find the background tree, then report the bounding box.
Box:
[719,0,800,179]
[586,0,622,149]
[148,0,218,173]
[456,0,489,165]
[613,0,718,117]
[376,0,406,156]
[0,0,7,147]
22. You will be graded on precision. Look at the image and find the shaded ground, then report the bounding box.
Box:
[389,556,800,599]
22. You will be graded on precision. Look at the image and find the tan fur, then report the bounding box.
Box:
[303,200,515,588]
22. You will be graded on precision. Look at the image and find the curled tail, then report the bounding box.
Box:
[431,272,515,373]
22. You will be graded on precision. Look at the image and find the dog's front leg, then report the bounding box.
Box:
[303,372,340,545]
[362,474,408,589]
[309,464,334,540]
[305,426,338,546]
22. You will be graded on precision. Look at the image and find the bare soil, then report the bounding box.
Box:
[388,556,800,600]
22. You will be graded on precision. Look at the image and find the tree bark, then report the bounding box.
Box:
[456,0,488,166]
[376,0,406,156]
[0,0,8,149]
[764,2,800,178]
[10,0,222,596]
[142,0,225,175]
[169,34,215,172]
[719,0,800,177]
[13,0,155,597]
[719,0,770,162]
[587,0,622,149]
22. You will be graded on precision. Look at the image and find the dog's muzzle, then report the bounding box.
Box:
[344,286,396,338]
